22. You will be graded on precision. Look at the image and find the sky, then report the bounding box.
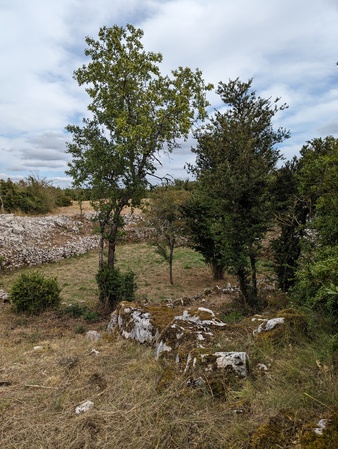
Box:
[0,0,338,188]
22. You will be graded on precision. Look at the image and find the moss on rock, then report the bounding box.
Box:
[249,409,302,448]
[296,409,338,449]
[254,308,307,344]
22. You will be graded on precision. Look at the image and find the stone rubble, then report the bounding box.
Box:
[0,212,143,270]
[0,213,99,270]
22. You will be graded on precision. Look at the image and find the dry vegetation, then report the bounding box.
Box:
[1,218,337,448]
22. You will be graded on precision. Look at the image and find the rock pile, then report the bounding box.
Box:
[0,213,99,270]
[0,212,147,270]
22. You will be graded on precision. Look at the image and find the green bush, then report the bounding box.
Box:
[63,302,99,321]
[96,264,137,309]
[10,272,61,315]
[292,246,338,326]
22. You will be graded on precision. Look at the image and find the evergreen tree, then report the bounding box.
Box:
[188,78,290,308]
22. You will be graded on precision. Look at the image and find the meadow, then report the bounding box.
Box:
[0,241,337,448]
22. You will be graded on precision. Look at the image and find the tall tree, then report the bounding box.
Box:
[291,137,338,325]
[270,158,308,292]
[188,78,290,308]
[66,24,212,268]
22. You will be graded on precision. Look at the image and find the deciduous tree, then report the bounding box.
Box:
[66,24,212,268]
[142,185,190,285]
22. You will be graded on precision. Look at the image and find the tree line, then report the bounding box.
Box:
[0,176,73,214]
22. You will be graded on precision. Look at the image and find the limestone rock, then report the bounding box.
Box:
[75,400,94,414]
[0,213,99,270]
[107,302,172,344]
[253,308,307,343]
[253,317,285,335]
[155,307,226,361]
[85,330,102,342]
[0,290,9,302]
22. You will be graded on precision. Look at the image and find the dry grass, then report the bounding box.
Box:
[1,242,338,448]
[54,200,141,217]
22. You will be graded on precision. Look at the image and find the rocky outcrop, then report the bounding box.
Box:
[108,300,250,395]
[155,307,227,361]
[248,408,338,448]
[107,302,164,344]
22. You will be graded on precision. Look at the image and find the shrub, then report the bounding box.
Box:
[292,246,338,327]
[10,272,61,315]
[96,264,137,309]
[62,302,99,321]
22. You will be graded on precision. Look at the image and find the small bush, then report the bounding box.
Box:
[61,303,99,321]
[10,272,61,315]
[292,246,338,327]
[63,302,84,318]
[96,264,137,310]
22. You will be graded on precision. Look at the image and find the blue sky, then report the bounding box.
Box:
[0,0,337,187]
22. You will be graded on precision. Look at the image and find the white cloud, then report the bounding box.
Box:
[0,0,338,186]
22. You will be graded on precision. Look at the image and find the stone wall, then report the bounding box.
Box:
[0,213,100,270]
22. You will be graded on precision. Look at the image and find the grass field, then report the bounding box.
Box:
[0,242,337,448]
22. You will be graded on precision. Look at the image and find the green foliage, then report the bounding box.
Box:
[96,263,137,309]
[292,246,338,326]
[298,136,338,245]
[0,176,72,214]
[182,195,226,280]
[142,185,190,284]
[10,272,61,315]
[66,23,212,269]
[186,78,289,306]
[327,283,338,296]
[63,302,99,321]
[289,137,338,326]
[270,158,308,291]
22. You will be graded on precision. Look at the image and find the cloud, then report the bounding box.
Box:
[0,0,337,186]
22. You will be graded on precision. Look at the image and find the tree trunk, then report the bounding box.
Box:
[106,200,128,269]
[107,221,119,269]
[249,253,258,301]
[169,240,174,285]
[0,195,4,214]
[237,267,250,305]
[211,262,224,280]
[99,234,104,267]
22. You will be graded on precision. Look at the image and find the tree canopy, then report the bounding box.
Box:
[66,24,213,268]
[186,78,290,307]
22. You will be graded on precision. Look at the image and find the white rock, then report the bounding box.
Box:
[213,352,249,377]
[314,418,327,435]
[253,317,285,335]
[85,330,102,342]
[108,303,159,344]
[197,307,215,316]
[75,400,94,414]
[256,363,268,371]
[155,341,172,359]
